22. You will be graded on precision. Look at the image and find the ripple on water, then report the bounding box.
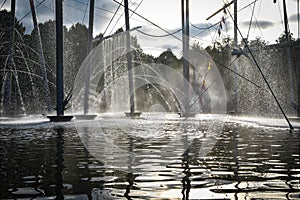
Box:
[0,119,300,199]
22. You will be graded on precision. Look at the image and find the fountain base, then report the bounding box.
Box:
[47,115,73,122]
[74,114,97,120]
[179,112,197,117]
[125,112,142,118]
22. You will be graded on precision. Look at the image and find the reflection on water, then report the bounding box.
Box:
[55,128,64,200]
[0,116,299,199]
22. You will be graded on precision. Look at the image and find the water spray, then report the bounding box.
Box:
[224,4,294,130]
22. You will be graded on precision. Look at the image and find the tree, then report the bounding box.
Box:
[276,32,295,43]
[155,48,181,70]
[64,23,89,92]
[248,37,267,48]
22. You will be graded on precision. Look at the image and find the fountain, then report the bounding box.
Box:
[0,9,55,117]
[71,28,227,172]
[1,1,300,199]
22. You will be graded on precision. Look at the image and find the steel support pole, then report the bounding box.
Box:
[182,0,190,115]
[124,0,135,114]
[29,0,52,112]
[233,0,238,113]
[55,0,64,116]
[282,0,295,107]
[84,0,94,115]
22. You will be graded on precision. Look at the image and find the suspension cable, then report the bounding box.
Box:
[19,0,47,22]
[0,0,7,10]
[137,28,181,38]
[81,0,89,24]
[246,0,257,39]
[103,0,123,36]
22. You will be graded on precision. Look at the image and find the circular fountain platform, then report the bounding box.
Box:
[125,112,142,118]
[47,115,73,122]
[178,112,197,117]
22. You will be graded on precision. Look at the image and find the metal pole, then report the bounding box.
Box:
[181,0,186,84]
[29,0,52,113]
[234,0,237,46]
[182,0,190,115]
[124,0,135,114]
[56,0,64,116]
[84,0,94,115]
[233,0,238,113]
[185,0,190,114]
[298,0,300,117]
[185,0,190,83]
[283,0,289,41]
[297,0,300,39]
[206,1,234,20]
[282,0,295,106]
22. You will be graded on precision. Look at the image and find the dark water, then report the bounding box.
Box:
[0,116,300,199]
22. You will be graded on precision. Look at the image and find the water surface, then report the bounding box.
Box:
[0,115,299,199]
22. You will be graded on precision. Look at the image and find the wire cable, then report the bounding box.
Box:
[103,0,123,36]
[64,2,110,21]
[81,0,89,24]
[18,0,74,26]
[120,0,144,30]
[253,0,265,41]
[192,0,259,39]
[0,0,7,10]
[111,0,268,96]
[136,28,182,38]
[19,0,47,22]
[39,0,74,25]
[129,0,143,20]
[112,0,179,38]
[246,0,256,39]
[109,0,133,35]
[190,22,217,30]
[70,0,118,15]
[277,0,285,32]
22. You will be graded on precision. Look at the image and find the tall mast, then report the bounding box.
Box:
[84,0,95,115]
[297,0,300,39]
[233,0,238,113]
[182,0,190,115]
[55,0,64,116]
[29,0,52,112]
[281,0,295,107]
[124,0,135,114]
[233,0,237,46]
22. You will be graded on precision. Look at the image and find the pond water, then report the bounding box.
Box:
[0,114,299,199]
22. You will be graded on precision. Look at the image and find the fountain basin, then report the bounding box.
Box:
[178,112,197,117]
[125,112,142,118]
[47,115,73,122]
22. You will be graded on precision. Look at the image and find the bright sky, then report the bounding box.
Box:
[1,0,299,56]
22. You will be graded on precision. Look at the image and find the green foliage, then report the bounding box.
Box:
[242,36,267,48]
[64,23,89,92]
[155,48,181,70]
[276,32,295,43]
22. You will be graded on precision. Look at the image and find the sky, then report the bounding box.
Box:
[1,0,299,57]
